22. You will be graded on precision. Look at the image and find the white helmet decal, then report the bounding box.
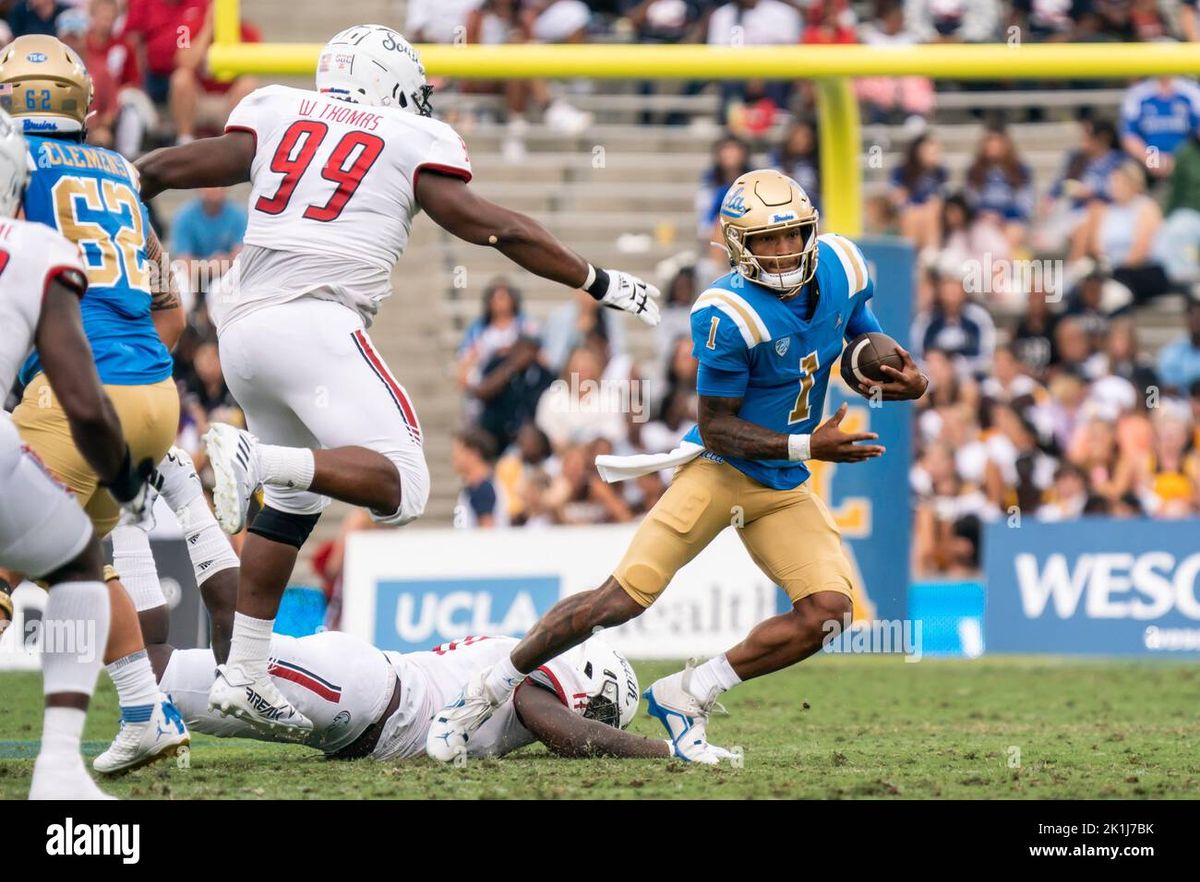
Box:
[316,25,433,116]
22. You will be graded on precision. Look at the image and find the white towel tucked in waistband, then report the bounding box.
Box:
[595,441,706,483]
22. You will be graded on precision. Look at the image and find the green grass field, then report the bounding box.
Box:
[3,655,1198,799]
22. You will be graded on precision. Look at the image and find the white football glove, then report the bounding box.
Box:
[116,470,162,532]
[666,737,738,766]
[104,449,161,532]
[587,267,661,327]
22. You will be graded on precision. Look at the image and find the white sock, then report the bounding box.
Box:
[41,581,109,697]
[110,524,165,611]
[226,612,275,678]
[258,445,315,491]
[107,650,158,720]
[40,706,87,762]
[483,655,526,701]
[176,496,240,585]
[688,654,742,702]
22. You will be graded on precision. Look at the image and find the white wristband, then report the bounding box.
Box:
[664,739,676,758]
[583,263,597,290]
[788,433,811,462]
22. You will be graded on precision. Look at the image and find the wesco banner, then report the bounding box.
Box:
[984,518,1200,654]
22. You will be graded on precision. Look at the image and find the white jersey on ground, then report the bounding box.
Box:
[0,218,86,394]
[0,219,93,578]
[218,84,472,331]
[160,632,595,761]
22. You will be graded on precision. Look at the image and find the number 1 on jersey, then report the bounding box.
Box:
[788,350,820,424]
[706,315,720,350]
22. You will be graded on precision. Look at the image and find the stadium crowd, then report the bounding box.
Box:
[435,0,1200,585]
[6,0,1200,584]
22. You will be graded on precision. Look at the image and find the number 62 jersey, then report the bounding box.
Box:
[219,84,473,331]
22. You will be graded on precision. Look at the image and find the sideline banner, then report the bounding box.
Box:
[984,518,1200,655]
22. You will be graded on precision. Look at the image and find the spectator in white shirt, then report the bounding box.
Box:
[707,0,801,121]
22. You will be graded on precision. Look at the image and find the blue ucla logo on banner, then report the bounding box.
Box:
[373,577,560,652]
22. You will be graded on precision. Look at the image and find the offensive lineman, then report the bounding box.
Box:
[427,170,930,762]
[134,24,662,737]
[0,35,192,773]
[0,110,153,798]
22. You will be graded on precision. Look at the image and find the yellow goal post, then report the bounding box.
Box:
[212,0,1200,235]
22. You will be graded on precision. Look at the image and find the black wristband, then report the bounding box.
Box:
[585,266,610,300]
[100,446,141,504]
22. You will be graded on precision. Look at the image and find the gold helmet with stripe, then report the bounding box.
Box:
[0,35,93,136]
[718,168,819,298]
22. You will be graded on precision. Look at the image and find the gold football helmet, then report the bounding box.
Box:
[0,35,93,136]
[718,168,820,298]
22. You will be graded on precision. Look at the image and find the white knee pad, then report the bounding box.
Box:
[262,486,332,518]
[370,450,429,527]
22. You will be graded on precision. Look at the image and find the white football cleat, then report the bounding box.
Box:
[203,424,261,534]
[156,446,204,512]
[425,669,506,762]
[93,693,191,776]
[30,754,116,800]
[208,662,313,741]
[644,660,732,765]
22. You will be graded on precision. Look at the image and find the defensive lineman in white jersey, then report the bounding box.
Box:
[0,110,154,798]
[136,24,662,739]
[156,633,681,762]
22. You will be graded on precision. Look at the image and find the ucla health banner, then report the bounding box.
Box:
[985,518,1200,654]
[343,526,779,658]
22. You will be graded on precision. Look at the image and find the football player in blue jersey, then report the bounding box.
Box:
[428,169,929,763]
[0,35,191,774]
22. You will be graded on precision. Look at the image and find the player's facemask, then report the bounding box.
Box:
[718,168,820,299]
[582,679,623,729]
[0,35,93,137]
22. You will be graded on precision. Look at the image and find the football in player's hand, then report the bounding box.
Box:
[840,332,905,395]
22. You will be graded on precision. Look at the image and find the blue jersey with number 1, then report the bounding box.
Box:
[684,234,882,491]
[19,136,172,386]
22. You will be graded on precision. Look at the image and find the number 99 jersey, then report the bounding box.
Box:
[220,84,472,331]
[19,136,171,386]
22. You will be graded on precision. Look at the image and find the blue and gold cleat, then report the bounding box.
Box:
[643,661,735,765]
